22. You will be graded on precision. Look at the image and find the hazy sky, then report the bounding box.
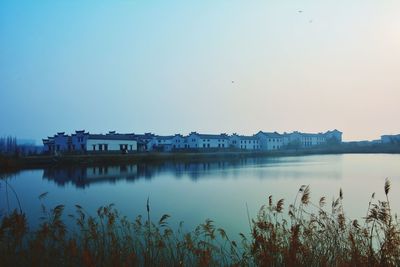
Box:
[1,0,400,142]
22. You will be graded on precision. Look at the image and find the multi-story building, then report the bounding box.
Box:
[43,131,137,154]
[229,134,260,150]
[147,135,175,152]
[186,132,230,149]
[255,131,284,150]
[282,130,343,148]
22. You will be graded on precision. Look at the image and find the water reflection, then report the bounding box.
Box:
[42,156,342,188]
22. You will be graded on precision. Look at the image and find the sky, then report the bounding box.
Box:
[1,0,400,143]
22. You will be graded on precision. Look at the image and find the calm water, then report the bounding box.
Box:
[1,154,400,237]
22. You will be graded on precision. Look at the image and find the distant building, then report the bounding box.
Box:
[255,131,283,150]
[42,129,343,154]
[134,133,156,151]
[54,132,69,152]
[229,134,260,150]
[186,132,230,149]
[171,134,186,150]
[43,131,138,153]
[381,134,400,144]
[42,137,55,153]
[71,130,89,152]
[147,135,175,152]
[325,129,343,142]
[282,129,343,148]
[283,131,326,148]
[86,133,137,153]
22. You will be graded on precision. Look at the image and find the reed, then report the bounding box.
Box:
[1,180,400,266]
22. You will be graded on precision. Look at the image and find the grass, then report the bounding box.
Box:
[1,179,400,266]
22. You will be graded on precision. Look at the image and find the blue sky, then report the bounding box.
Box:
[1,0,400,143]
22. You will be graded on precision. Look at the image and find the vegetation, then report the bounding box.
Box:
[1,180,400,266]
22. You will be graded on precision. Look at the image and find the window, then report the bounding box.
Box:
[203,144,206,148]
[92,145,96,151]
[98,144,103,151]
[207,144,210,148]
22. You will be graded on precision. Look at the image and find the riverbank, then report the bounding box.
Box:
[1,143,400,172]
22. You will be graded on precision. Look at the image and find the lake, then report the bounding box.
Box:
[1,154,400,238]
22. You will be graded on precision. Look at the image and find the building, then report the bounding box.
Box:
[229,134,260,150]
[43,131,138,153]
[134,133,156,151]
[71,130,90,152]
[86,133,137,153]
[283,131,326,148]
[282,130,343,148]
[325,129,343,142]
[255,131,283,150]
[186,132,230,149]
[42,137,55,153]
[381,134,400,144]
[147,135,175,152]
[171,134,186,150]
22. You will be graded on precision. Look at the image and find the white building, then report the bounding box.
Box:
[229,134,260,150]
[147,135,174,152]
[283,131,326,148]
[255,131,283,151]
[86,134,137,152]
[282,130,342,148]
[186,132,230,149]
[171,134,187,150]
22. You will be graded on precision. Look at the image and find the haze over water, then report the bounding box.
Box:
[2,154,400,236]
[1,1,400,141]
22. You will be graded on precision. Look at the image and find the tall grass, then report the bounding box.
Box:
[1,179,400,266]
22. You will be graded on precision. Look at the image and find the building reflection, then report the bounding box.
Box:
[42,157,277,188]
[42,156,341,188]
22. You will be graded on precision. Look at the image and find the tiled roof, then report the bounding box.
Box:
[88,134,137,141]
[257,131,282,138]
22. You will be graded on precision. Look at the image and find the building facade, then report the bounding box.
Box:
[255,131,284,150]
[229,134,260,150]
[186,132,230,149]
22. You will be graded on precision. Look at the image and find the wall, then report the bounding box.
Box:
[86,139,137,152]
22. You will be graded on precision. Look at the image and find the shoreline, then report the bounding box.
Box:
[1,144,400,172]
